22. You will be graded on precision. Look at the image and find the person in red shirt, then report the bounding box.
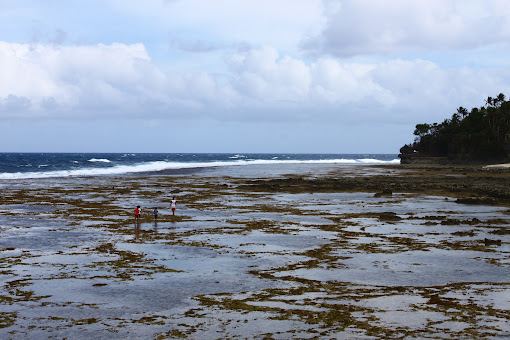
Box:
[134,205,141,221]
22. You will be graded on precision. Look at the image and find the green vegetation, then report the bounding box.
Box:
[400,93,510,163]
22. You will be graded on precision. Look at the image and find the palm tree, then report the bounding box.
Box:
[494,93,506,108]
[457,106,468,118]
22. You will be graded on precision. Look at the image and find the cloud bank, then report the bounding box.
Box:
[1,41,509,125]
[303,0,510,57]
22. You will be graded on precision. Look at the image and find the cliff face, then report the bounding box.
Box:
[398,151,510,165]
[398,153,448,165]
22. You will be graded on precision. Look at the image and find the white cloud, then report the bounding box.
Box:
[0,95,31,115]
[110,0,324,50]
[0,42,167,117]
[229,46,311,102]
[1,41,509,126]
[303,0,510,57]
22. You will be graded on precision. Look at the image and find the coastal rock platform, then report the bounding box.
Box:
[0,164,509,339]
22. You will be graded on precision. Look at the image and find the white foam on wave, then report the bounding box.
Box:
[88,158,111,163]
[0,158,400,180]
[357,158,399,164]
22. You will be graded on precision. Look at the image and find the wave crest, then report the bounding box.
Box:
[88,158,111,163]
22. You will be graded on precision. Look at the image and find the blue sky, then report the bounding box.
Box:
[1,0,510,153]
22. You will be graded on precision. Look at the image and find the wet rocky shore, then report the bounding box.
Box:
[0,164,509,339]
[242,164,510,205]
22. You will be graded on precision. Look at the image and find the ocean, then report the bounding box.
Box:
[0,153,399,179]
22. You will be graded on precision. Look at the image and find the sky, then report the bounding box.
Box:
[1,0,510,153]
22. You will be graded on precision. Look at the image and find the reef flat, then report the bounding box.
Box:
[0,164,509,339]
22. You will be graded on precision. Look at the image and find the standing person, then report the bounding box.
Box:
[134,205,141,221]
[170,197,177,216]
[153,207,158,220]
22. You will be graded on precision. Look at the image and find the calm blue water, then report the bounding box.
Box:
[0,153,399,179]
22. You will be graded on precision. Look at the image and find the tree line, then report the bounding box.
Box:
[400,93,510,162]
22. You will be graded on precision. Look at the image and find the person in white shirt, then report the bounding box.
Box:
[170,197,177,216]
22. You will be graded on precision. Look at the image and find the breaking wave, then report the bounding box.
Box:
[0,158,399,180]
[88,158,111,163]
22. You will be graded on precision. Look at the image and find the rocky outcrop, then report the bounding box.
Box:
[398,153,448,165]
